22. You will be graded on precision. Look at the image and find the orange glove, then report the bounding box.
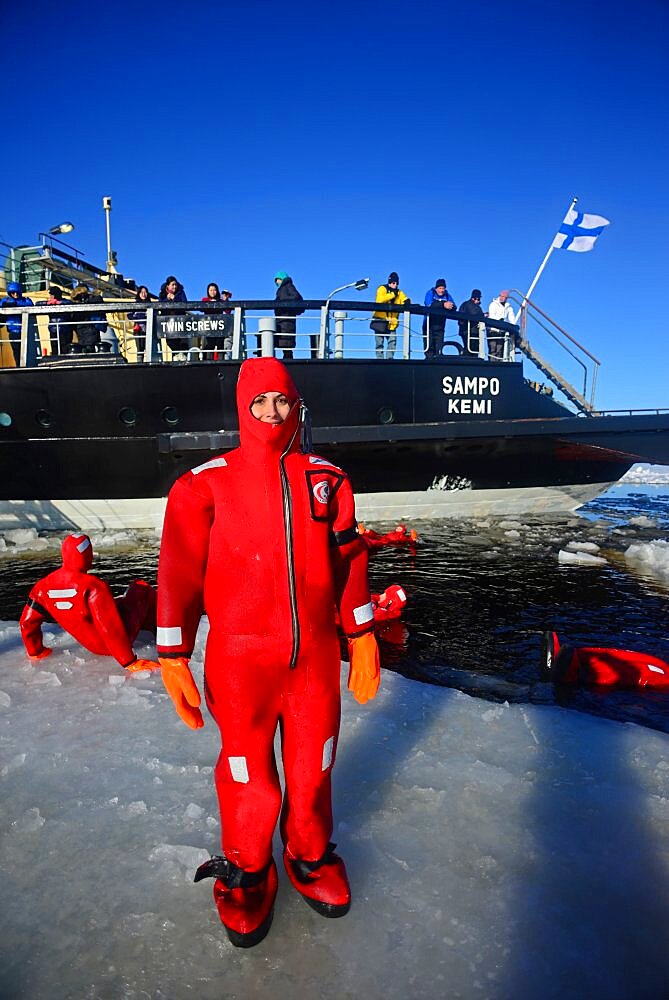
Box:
[30,647,53,661]
[125,658,161,673]
[347,632,381,705]
[159,656,204,729]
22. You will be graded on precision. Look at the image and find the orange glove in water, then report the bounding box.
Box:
[125,658,161,673]
[159,656,204,729]
[347,632,381,705]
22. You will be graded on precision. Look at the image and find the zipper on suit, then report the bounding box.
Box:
[280,427,300,669]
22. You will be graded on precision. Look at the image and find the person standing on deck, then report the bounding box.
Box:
[0,281,34,365]
[457,289,485,357]
[371,272,409,359]
[487,289,516,359]
[423,278,455,358]
[273,271,304,359]
[159,275,189,359]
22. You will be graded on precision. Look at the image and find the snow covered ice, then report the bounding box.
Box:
[1,621,669,999]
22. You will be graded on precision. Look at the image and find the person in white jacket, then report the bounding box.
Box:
[487,290,516,359]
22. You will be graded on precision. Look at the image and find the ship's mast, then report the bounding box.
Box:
[102,196,118,275]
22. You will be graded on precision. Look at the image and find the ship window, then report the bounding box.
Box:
[35,409,53,428]
[161,406,181,426]
[377,407,395,425]
[0,412,11,427]
[118,406,138,427]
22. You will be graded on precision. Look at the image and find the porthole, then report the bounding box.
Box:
[161,406,181,426]
[377,407,395,425]
[35,409,53,429]
[118,406,138,427]
[0,412,11,427]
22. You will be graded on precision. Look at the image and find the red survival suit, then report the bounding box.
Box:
[19,533,157,670]
[544,631,669,689]
[156,358,376,941]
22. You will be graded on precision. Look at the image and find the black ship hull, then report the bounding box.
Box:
[1,357,667,524]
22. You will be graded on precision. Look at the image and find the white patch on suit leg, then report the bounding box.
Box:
[156,626,182,645]
[322,736,334,771]
[228,756,249,783]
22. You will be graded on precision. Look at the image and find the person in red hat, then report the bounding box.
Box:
[157,356,380,948]
[19,533,158,672]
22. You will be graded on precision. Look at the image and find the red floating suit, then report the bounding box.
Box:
[543,631,669,689]
[371,583,408,622]
[19,533,157,670]
[157,357,376,942]
[359,522,419,551]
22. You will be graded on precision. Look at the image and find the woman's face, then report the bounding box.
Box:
[139,287,149,301]
[250,391,291,424]
[207,284,218,298]
[167,280,177,295]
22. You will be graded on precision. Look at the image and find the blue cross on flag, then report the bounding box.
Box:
[552,207,610,252]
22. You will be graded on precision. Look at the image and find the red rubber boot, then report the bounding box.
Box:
[283,842,351,918]
[195,855,278,948]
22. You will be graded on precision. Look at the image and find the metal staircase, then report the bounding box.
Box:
[509,291,600,415]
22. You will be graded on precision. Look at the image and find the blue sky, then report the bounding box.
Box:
[3,0,667,410]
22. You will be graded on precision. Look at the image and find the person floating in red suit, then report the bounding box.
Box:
[358,522,419,551]
[371,584,407,623]
[543,631,669,689]
[157,357,380,948]
[19,533,159,672]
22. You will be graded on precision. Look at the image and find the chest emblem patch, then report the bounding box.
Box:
[313,480,330,504]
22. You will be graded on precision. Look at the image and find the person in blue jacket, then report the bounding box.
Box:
[423,278,455,358]
[0,281,34,365]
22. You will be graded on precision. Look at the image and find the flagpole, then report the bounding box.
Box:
[518,196,578,334]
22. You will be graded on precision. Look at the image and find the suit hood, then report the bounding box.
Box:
[61,533,93,571]
[236,357,302,460]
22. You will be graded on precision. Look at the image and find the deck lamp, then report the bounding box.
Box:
[48,223,75,235]
[321,278,371,358]
[325,277,370,308]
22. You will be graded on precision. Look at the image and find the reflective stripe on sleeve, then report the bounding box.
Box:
[192,457,227,475]
[156,626,183,646]
[353,602,374,625]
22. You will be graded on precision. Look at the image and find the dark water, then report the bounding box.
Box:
[3,484,669,732]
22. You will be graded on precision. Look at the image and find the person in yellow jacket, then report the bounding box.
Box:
[371,271,410,359]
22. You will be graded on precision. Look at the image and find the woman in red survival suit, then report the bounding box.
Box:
[157,357,380,948]
[19,533,157,672]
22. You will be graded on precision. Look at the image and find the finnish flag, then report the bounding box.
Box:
[552,206,610,252]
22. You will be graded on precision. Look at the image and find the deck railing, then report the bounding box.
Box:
[0,299,521,369]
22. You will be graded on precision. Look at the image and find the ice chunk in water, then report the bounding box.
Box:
[624,539,669,582]
[566,541,601,553]
[558,549,607,566]
[4,528,38,546]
